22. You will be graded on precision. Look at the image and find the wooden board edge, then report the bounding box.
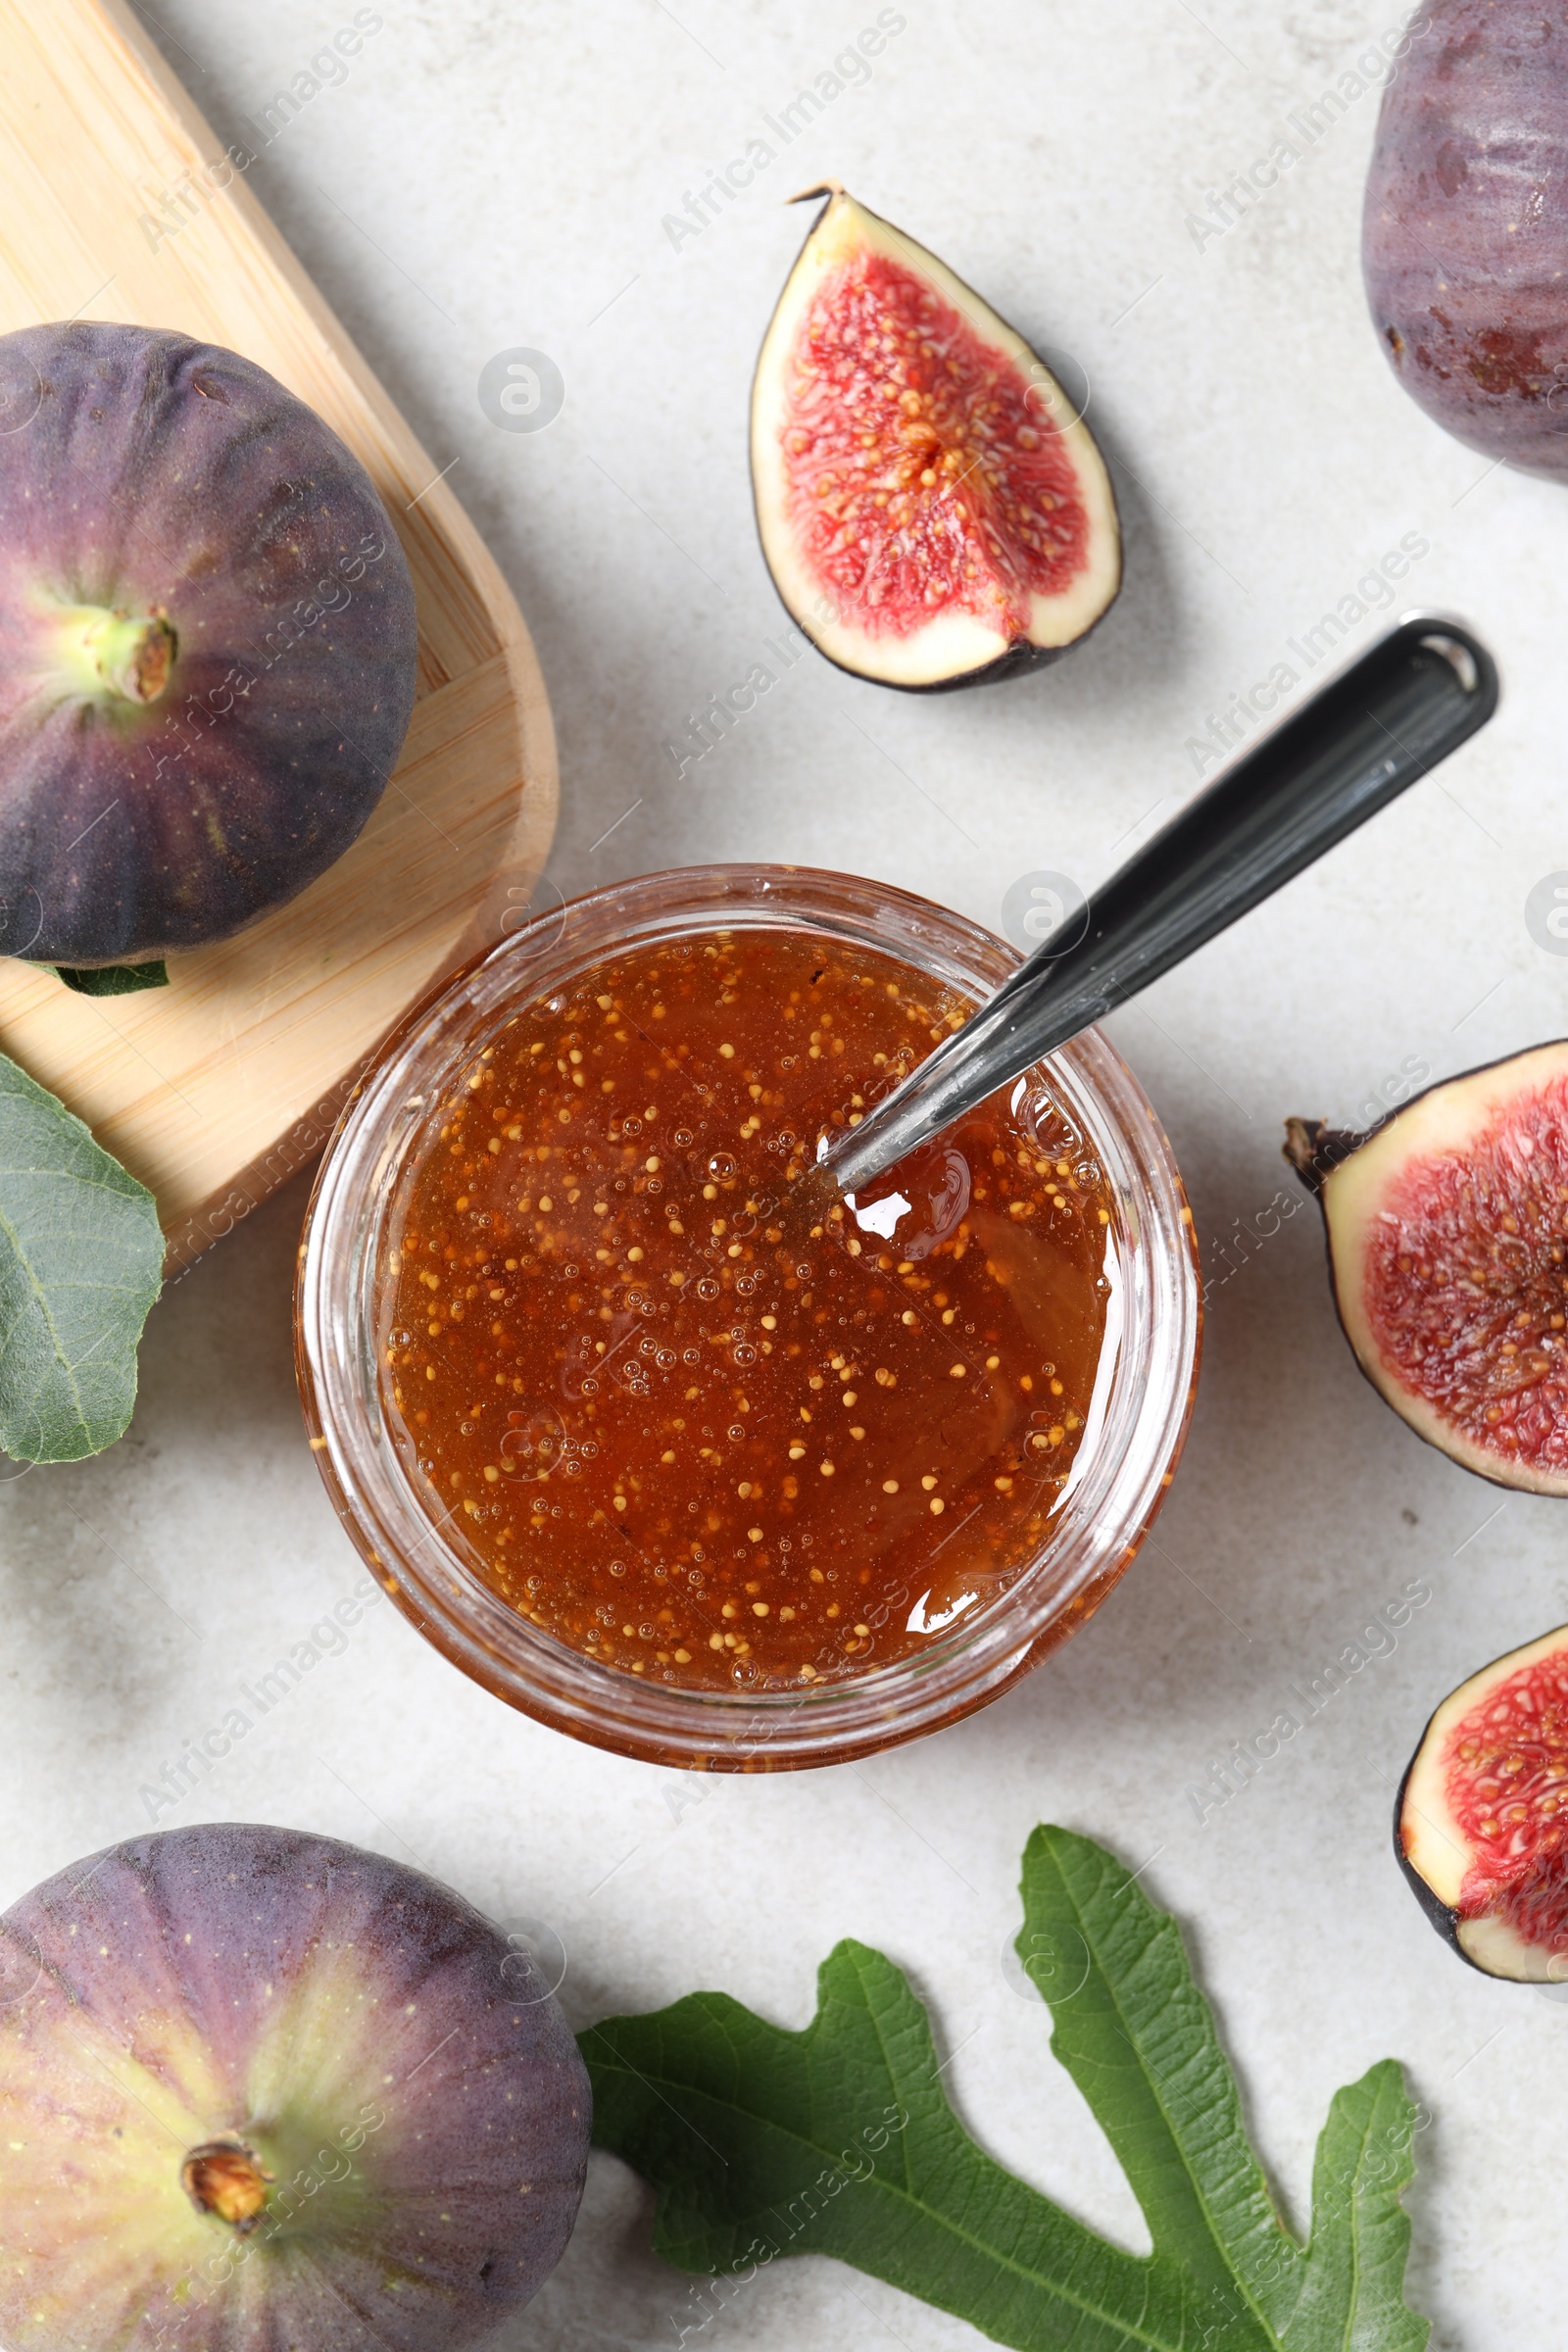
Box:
[88,0,560,738]
[63,0,563,1263]
[161,1062,364,1279]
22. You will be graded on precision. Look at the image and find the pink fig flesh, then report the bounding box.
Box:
[751,186,1120,689]
[1287,1042,1568,1493]
[1399,1626,1568,1978]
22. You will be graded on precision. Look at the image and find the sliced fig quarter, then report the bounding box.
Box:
[0,1823,590,2351]
[1285,1041,1568,1494]
[750,183,1121,690]
[1398,1627,1568,1980]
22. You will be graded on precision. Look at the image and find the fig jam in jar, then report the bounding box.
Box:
[299,868,1200,1768]
[381,926,1113,1691]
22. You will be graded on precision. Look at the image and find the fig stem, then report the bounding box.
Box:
[1282,1117,1367,1195]
[52,606,176,707]
[181,2139,273,2233]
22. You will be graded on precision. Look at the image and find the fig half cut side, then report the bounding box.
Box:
[1397,1626,1568,1979]
[750,183,1121,690]
[1285,1040,1568,1494]
[0,1823,590,2351]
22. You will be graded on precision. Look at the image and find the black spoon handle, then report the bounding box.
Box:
[825,614,1499,1196]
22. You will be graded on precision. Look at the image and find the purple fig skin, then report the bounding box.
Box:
[0,323,418,965]
[0,1823,590,2351]
[1363,0,1568,480]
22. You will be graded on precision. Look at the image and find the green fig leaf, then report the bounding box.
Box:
[51,960,170,995]
[581,1826,1429,2352]
[1281,2060,1429,2352]
[0,1050,163,1460]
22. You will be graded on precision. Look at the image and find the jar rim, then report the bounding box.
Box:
[295,863,1201,1770]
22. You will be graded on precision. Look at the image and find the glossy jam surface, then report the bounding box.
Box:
[378,925,1116,1692]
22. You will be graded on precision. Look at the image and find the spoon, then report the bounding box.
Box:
[822,613,1499,1199]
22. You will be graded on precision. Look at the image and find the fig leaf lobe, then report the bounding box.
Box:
[0,1046,162,1461]
[584,1824,1430,2351]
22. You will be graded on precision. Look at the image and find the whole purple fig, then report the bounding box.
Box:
[1362,0,1568,479]
[0,323,417,966]
[0,1823,589,2349]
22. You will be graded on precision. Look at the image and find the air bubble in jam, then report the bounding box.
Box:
[502,1408,564,1480]
[377,926,1118,1692]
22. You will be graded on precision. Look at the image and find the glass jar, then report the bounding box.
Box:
[296,865,1200,1770]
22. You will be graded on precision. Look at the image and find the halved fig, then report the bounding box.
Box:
[1285,1041,1568,1493]
[1397,1627,1568,1979]
[750,184,1121,690]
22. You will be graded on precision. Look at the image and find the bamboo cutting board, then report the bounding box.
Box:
[0,0,558,1271]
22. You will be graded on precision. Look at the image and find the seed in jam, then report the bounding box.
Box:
[378,925,1116,1691]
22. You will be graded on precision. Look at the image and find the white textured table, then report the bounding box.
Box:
[4,6,1560,2345]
